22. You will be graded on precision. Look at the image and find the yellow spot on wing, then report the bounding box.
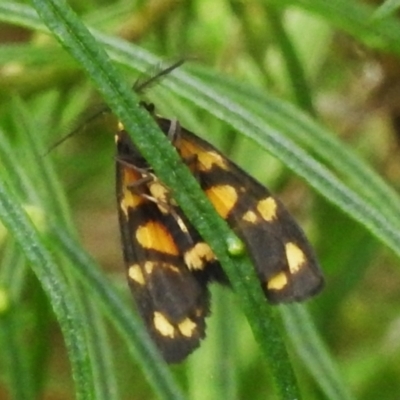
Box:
[136,221,179,255]
[128,264,145,285]
[267,272,288,290]
[148,181,170,213]
[142,261,181,277]
[178,318,197,337]
[242,210,258,223]
[153,312,175,338]
[180,139,228,171]
[285,242,305,273]
[164,263,180,273]
[205,185,238,219]
[198,151,226,171]
[144,261,155,274]
[194,308,204,317]
[120,169,144,217]
[184,242,215,270]
[257,197,277,221]
[149,181,168,199]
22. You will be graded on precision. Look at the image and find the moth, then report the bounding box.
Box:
[115,73,323,362]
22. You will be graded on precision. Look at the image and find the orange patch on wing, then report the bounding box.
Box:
[136,221,179,255]
[205,185,238,219]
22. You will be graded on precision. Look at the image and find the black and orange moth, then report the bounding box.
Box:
[115,72,323,362]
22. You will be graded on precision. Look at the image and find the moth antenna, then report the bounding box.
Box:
[134,60,185,93]
[43,105,110,156]
[44,60,185,156]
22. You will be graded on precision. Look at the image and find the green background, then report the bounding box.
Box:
[1,0,400,399]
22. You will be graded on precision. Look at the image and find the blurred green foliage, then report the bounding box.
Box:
[1,0,400,399]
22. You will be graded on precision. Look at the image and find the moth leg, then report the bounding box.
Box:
[167,118,180,141]
[116,157,152,175]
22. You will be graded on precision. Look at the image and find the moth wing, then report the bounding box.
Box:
[116,132,210,362]
[172,125,323,303]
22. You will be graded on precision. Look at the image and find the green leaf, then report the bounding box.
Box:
[0,184,95,399]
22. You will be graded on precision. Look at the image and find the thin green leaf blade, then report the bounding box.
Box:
[0,184,95,400]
